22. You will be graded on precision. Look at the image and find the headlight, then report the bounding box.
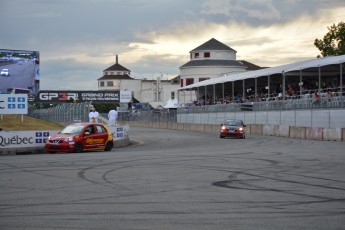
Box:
[238,127,243,131]
[64,136,74,142]
[221,126,226,130]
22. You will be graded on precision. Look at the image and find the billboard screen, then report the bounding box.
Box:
[0,49,40,95]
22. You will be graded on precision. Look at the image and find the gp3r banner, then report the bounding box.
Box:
[35,90,120,103]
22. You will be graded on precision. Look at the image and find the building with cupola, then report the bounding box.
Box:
[97,55,180,108]
[178,38,263,104]
[97,39,262,108]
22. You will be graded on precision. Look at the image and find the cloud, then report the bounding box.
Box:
[201,0,281,20]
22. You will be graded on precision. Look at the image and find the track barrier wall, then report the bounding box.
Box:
[125,121,344,142]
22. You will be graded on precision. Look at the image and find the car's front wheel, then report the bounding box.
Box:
[73,143,83,153]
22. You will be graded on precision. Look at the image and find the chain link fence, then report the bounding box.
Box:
[177,96,345,114]
[28,96,344,124]
[29,102,92,124]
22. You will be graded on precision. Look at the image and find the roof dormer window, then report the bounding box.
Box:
[194,53,199,58]
[204,52,210,58]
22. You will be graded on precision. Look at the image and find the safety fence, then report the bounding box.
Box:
[29,102,92,123]
[28,96,345,124]
[177,96,345,114]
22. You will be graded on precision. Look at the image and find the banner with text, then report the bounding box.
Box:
[35,90,121,103]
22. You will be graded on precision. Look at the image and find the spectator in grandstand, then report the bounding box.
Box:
[287,85,293,96]
[327,89,332,102]
[312,92,320,105]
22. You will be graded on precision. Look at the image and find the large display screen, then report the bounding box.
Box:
[0,49,40,95]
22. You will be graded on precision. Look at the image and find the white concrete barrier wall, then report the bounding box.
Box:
[178,109,345,129]
[306,127,323,140]
[323,128,342,141]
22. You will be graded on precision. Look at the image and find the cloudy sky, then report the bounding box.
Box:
[1,0,344,90]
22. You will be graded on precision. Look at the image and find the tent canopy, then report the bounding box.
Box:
[179,55,345,90]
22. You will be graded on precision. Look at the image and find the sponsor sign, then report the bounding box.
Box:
[120,91,132,103]
[0,94,28,115]
[0,130,51,148]
[108,125,128,141]
[35,90,120,103]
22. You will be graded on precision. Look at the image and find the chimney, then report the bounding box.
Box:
[116,54,118,64]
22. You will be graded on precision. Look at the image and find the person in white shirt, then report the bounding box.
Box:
[89,108,99,123]
[108,108,118,126]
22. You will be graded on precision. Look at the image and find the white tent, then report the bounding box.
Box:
[163,98,179,109]
[179,55,345,90]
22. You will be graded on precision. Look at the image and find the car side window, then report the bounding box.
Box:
[96,125,106,133]
[86,125,95,134]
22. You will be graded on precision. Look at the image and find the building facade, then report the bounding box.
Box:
[97,55,180,108]
[178,38,262,105]
[97,39,261,108]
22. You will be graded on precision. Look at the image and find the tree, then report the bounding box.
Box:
[314,21,345,57]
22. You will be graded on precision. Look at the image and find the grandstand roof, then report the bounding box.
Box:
[179,55,345,90]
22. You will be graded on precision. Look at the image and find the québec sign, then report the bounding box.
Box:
[0,131,51,148]
[0,94,28,115]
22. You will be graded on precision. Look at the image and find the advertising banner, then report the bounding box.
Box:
[120,91,132,103]
[0,94,28,115]
[0,130,52,148]
[35,90,120,103]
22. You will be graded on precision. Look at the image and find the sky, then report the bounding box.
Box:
[1,0,345,90]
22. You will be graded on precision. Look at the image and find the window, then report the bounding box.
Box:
[204,52,210,58]
[96,125,107,133]
[171,91,175,99]
[100,81,104,87]
[180,79,184,87]
[107,81,113,86]
[186,78,194,86]
[194,53,199,58]
[199,78,210,82]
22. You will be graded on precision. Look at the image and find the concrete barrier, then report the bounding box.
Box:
[323,128,342,141]
[289,127,306,139]
[278,125,289,137]
[196,124,205,132]
[263,125,275,136]
[306,127,323,140]
[250,124,263,135]
[126,121,344,142]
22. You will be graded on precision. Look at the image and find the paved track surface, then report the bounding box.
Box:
[1,127,345,229]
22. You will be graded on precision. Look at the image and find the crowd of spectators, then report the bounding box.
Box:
[187,80,344,107]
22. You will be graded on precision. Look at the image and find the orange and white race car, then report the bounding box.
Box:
[45,123,113,153]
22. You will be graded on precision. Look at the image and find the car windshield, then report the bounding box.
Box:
[225,120,242,126]
[61,125,85,134]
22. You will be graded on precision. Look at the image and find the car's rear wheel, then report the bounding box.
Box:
[74,143,83,153]
[104,141,113,151]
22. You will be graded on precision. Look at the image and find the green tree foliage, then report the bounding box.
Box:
[314,21,345,57]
